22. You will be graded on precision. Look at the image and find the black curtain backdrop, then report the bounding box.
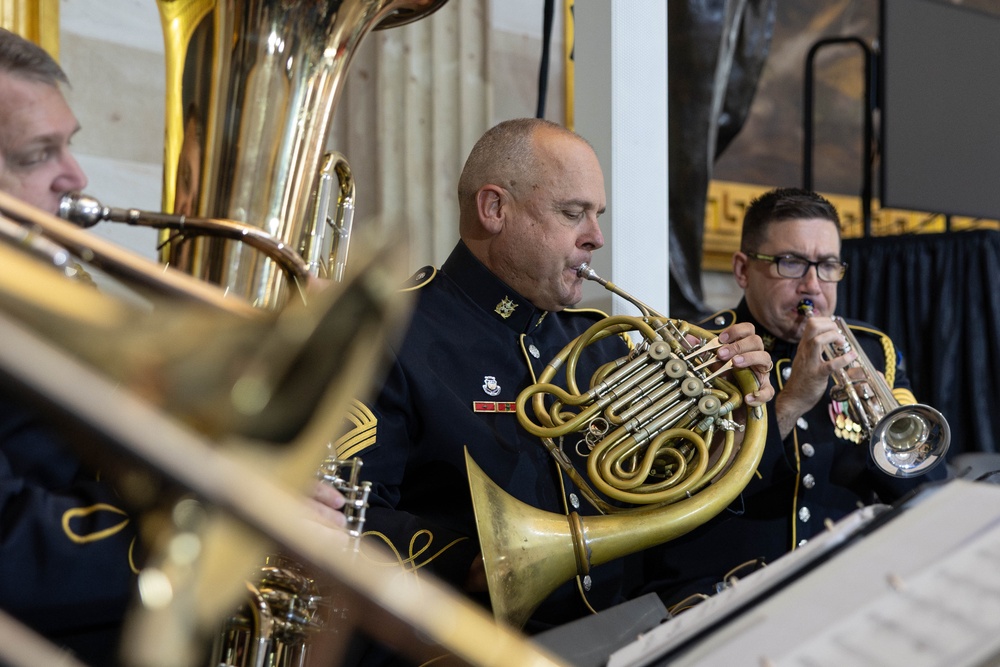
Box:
[838,229,1000,457]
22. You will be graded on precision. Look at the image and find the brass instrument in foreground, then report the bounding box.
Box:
[210,457,370,667]
[0,222,568,666]
[468,264,768,628]
[798,298,950,477]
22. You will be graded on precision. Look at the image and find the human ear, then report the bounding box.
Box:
[476,185,506,235]
[732,251,750,289]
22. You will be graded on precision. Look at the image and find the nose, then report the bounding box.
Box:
[579,215,604,251]
[53,152,88,194]
[799,263,823,291]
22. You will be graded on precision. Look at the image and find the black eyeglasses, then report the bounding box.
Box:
[745,252,848,283]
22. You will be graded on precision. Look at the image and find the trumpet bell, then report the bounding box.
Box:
[871,404,951,478]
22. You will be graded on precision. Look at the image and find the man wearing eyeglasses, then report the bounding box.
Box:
[641,187,946,612]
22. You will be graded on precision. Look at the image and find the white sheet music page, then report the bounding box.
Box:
[608,480,1000,667]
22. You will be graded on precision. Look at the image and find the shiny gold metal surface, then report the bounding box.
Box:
[0,224,569,665]
[0,191,259,317]
[154,0,446,309]
[469,264,768,628]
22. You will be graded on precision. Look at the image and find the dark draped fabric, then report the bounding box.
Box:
[667,0,777,320]
[838,230,1000,457]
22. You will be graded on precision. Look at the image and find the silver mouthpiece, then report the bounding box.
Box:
[576,262,602,284]
[58,192,109,228]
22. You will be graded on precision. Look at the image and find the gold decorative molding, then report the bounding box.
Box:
[0,0,59,60]
[703,179,1000,272]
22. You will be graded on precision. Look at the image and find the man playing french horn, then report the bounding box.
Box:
[641,187,949,613]
[339,118,775,665]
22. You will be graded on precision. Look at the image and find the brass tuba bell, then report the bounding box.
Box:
[467,264,768,628]
[154,0,447,309]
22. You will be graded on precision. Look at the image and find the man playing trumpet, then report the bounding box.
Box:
[643,187,948,611]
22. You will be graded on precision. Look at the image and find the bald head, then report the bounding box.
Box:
[455,118,606,311]
[457,118,589,235]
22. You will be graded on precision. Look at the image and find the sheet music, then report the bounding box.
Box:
[609,480,1000,667]
[608,505,884,667]
[768,524,1000,667]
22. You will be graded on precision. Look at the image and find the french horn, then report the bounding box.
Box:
[467,264,768,628]
[798,298,950,477]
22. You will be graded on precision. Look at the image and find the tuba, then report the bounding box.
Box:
[153,0,447,309]
[467,264,768,629]
[144,0,447,662]
[798,298,950,477]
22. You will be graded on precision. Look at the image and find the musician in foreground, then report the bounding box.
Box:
[0,29,140,666]
[642,187,949,611]
[341,117,774,665]
[0,28,351,665]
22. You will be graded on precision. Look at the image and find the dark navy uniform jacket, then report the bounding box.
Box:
[641,298,947,608]
[342,241,634,635]
[0,394,137,666]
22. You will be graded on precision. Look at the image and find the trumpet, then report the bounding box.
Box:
[798,298,950,476]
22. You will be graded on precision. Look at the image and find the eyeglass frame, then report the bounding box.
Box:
[744,252,848,283]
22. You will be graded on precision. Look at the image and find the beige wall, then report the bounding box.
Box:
[57,0,569,264]
[59,0,164,258]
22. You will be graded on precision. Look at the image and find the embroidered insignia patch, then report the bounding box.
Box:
[482,375,501,396]
[473,401,517,413]
[333,399,379,459]
[495,296,517,319]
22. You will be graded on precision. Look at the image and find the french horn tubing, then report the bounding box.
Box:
[467,264,768,628]
[798,298,950,477]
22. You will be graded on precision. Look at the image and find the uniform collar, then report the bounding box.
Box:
[441,241,548,334]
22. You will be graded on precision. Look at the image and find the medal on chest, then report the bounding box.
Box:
[829,400,863,443]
